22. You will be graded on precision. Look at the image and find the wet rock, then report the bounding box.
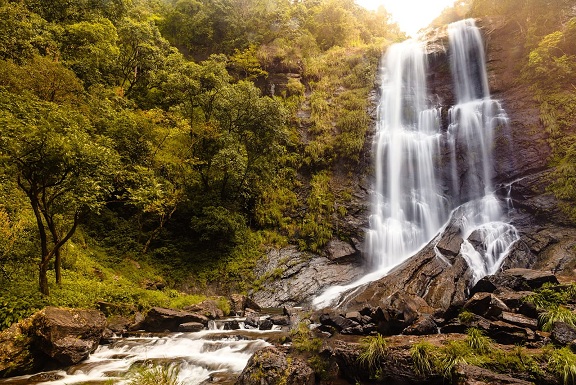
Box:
[454,363,534,385]
[129,312,145,331]
[470,276,498,295]
[496,290,532,310]
[183,299,225,319]
[236,346,314,385]
[403,314,438,335]
[141,307,209,332]
[344,311,363,324]
[178,322,205,332]
[244,312,260,328]
[259,319,274,330]
[223,320,241,330]
[551,322,576,345]
[377,292,434,335]
[29,372,65,382]
[32,307,106,365]
[463,293,509,320]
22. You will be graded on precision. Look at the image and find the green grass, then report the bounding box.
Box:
[411,341,437,376]
[548,347,576,385]
[539,305,576,332]
[127,363,182,385]
[358,334,388,375]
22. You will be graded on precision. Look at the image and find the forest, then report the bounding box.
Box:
[0,0,575,331]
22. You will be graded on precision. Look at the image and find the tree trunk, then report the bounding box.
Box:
[39,261,49,296]
[55,248,61,284]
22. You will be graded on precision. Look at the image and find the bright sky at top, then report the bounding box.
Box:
[356,0,458,37]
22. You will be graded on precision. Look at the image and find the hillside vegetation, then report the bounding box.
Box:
[0,0,403,327]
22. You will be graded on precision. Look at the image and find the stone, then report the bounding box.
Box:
[106,315,131,334]
[551,322,576,345]
[32,307,106,365]
[141,307,209,332]
[0,318,39,377]
[129,312,145,331]
[501,268,559,291]
[244,313,260,328]
[183,299,224,319]
[463,293,509,320]
[259,319,273,330]
[223,320,241,330]
[324,239,358,261]
[376,292,434,335]
[230,294,262,315]
[319,312,359,332]
[435,221,464,258]
[403,315,438,335]
[344,311,363,324]
[454,364,534,385]
[250,247,364,308]
[236,346,314,385]
[270,315,290,326]
[488,320,534,345]
[470,276,498,295]
[499,312,538,330]
[177,322,204,332]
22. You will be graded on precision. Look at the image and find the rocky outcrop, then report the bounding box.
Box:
[235,346,314,385]
[251,246,364,308]
[0,307,107,377]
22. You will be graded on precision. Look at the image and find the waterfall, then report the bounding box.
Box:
[313,19,518,308]
[366,40,447,270]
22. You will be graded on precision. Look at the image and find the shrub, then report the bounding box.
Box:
[539,305,576,332]
[128,363,182,385]
[548,347,576,385]
[358,334,388,375]
[465,327,493,354]
[411,341,437,376]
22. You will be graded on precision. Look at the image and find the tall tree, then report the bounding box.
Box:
[0,92,120,295]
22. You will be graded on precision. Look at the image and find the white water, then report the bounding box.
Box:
[314,19,518,308]
[0,329,274,385]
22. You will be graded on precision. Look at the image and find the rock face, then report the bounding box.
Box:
[251,246,364,308]
[235,346,314,385]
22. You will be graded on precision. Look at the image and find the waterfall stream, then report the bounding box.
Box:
[0,328,279,385]
[314,19,518,308]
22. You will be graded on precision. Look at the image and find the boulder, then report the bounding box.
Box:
[236,346,314,385]
[454,364,534,385]
[0,318,39,377]
[223,320,241,330]
[488,320,535,345]
[551,322,576,346]
[32,307,106,365]
[463,293,509,320]
[141,307,209,332]
[495,269,559,291]
[178,322,205,332]
[230,294,261,315]
[183,299,224,319]
[435,221,464,259]
[499,312,538,330]
[106,315,131,334]
[376,292,434,335]
[259,319,273,330]
[270,315,290,326]
[324,239,358,262]
[319,312,360,332]
[403,315,438,335]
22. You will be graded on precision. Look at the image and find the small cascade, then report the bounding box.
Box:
[0,330,275,385]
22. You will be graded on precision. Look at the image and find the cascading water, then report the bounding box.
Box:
[366,40,447,270]
[314,19,518,308]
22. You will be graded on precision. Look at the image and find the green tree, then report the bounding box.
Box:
[0,91,120,295]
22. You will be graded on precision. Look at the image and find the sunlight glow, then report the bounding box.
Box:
[356,0,458,37]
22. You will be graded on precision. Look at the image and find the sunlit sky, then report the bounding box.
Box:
[356,0,458,37]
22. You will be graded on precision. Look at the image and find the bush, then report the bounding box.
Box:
[548,347,576,385]
[539,305,576,332]
[411,341,437,376]
[358,334,388,376]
